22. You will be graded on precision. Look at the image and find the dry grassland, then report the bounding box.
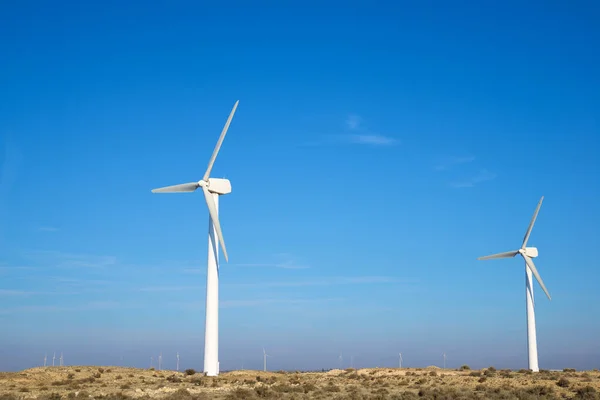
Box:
[1,365,599,399]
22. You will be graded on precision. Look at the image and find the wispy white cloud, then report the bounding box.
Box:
[228,275,418,289]
[343,114,398,146]
[50,277,112,286]
[434,155,476,171]
[304,115,398,147]
[23,250,117,268]
[181,268,204,275]
[0,301,126,315]
[347,134,399,146]
[230,263,310,270]
[345,114,362,130]
[137,285,197,292]
[136,276,416,292]
[38,226,59,232]
[219,253,310,270]
[0,265,37,272]
[0,289,36,296]
[0,289,82,296]
[170,297,346,310]
[449,169,497,188]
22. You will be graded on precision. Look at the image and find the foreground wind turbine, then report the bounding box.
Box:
[151,100,239,377]
[478,196,551,372]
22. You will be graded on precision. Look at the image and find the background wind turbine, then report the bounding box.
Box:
[151,100,239,377]
[43,353,47,367]
[263,348,269,372]
[158,352,162,370]
[443,353,446,369]
[399,353,403,369]
[176,352,180,372]
[60,352,63,367]
[52,352,55,367]
[338,352,343,370]
[478,196,551,373]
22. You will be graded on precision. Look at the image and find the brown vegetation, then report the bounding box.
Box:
[0,365,599,399]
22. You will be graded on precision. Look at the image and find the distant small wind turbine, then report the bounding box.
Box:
[477,196,551,372]
[338,352,343,370]
[52,352,56,367]
[263,348,270,372]
[399,353,403,369]
[158,352,162,370]
[176,352,180,372]
[43,353,47,367]
[60,352,64,367]
[443,353,447,369]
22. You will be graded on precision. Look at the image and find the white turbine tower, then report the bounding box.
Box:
[443,353,446,369]
[478,196,551,373]
[60,352,63,367]
[151,100,239,377]
[398,353,403,369]
[52,352,56,367]
[176,352,180,372]
[43,353,47,367]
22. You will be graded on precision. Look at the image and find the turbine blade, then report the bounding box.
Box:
[203,100,239,182]
[477,250,519,260]
[202,186,229,262]
[522,196,544,249]
[523,254,551,300]
[151,182,199,193]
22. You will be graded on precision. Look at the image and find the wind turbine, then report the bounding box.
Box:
[176,352,180,372]
[443,353,446,369]
[60,352,63,367]
[43,353,47,367]
[158,352,162,370]
[263,348,269,372]
[478,196,551,373]
[398,353,403,369]
[52,352,56,367]
[151,100,239,377]
[338,352,343,370]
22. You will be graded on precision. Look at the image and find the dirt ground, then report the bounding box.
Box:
[1,365,599,399]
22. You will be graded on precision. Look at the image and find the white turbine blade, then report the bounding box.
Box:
[202,186,229,262]
[202,100,239,182]
[522,254,551,300]
[522,196,544,249]
[151,182,199,193]
[477,250,519,260]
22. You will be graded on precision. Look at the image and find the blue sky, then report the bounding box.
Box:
[1,0,599,372]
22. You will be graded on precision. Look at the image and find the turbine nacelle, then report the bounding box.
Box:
[206,178,232,195]
[520,247,539,258]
